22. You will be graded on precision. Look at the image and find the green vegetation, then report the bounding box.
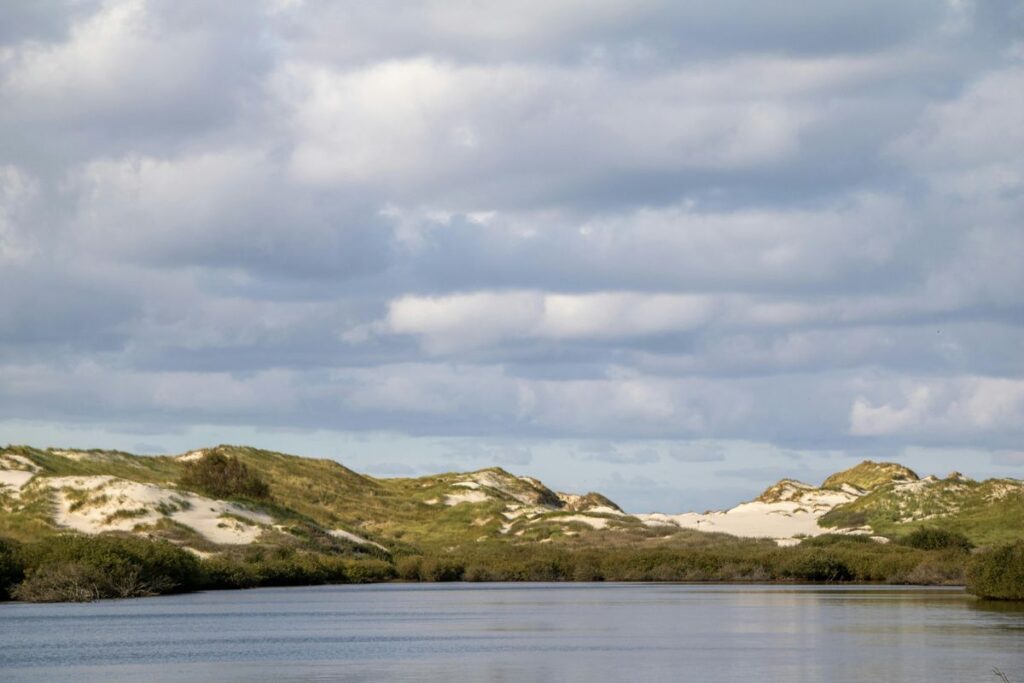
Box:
[0,528,979,603]
[0,534,395,601]
[821,475,1024,546]
[966,541,1024,601]
[383,535,961,584]
[1,444,1022,602]
[201,551,393,590]
[0,537,23,599]
[821,460,919,492]
[179,452,270,500]
[897,526,973,552]
[12,535,203,602]
[4,446,180,483]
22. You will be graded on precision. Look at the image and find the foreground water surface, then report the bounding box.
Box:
[1,583,1022,682]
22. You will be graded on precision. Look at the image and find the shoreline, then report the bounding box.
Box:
[0,576,975,606]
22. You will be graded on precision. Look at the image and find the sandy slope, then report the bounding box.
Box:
[639,488,861,546]
[444,490,490,505]
[47,476,273,545]
[328,528,388,551]
[556,514,611,530]
[0,454,39,494]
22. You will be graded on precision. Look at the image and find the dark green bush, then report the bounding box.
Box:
[781,550,853,582]
[418,558,466,582]
[394,555,423,581]
[199,554,393,590]
[201,556,262,589]
[905,551,966,585]
[14,535,202,602]
[12,563,113,602]
[802,534,872,547]
[343,559,395,583]
[179,452,270,500]
[898,527,973,552]
[0,538,24,600]
[967,541,1024,600]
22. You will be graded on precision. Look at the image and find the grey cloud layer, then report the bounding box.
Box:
[1,1,1022,475]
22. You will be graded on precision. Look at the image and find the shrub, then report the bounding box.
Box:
[966,541,1024,600]
[252,554,342,586]
[395,555,423,581]
[14,535,202,602]
[463,565,497,582]
[417,558,465,582]
[904,552,966,585]
[572,558,604,582]
[898,527,973,552]
[179,452,270,500]
[13,563,114,602]
[344,559,395,583]
[0,538,24,600]
[781,550,853,582]
[802,534,872,547]
[198,553,394,590]
[201,557,262,590]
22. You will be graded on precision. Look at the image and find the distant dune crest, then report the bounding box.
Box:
[1,446,1021,555]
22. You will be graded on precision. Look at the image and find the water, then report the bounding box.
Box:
[1,583,1021,682]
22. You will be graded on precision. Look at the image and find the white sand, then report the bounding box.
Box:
[461,471,548,505]
[893,480,930,494]
[639,489,859,546]
[443,490,490,505]
[47,476,273,545]
[556,492,624,514]
[498,504,548,534]
[0,469,35,491]
[555,514,610,530]
[176,449,208,462]
[987,481,1024,501]
[501,505,544,520]
[557,492,584,507]
[50,450,94,461]
[588,505,624,516]
[328,528,388,551]
[0,454,39,493]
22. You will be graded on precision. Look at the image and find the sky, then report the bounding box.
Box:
[1,0,1022,512]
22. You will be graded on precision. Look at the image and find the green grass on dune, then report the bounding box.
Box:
[821,477,1024,546]
[821,460,918,491]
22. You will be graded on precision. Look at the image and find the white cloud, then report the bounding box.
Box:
[385,291,713,352]
[0,0,242,124]
[274,56,821,194]
[850,378,1024,437]
[893,66,1024,169]
[388,194,911,292]
[72,149,273,259]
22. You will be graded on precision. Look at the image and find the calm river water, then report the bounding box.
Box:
[1,583,1022,682]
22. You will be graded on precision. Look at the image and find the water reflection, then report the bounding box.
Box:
[0,584,1021,683]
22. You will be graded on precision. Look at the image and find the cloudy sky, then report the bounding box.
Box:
[1,0,1022,511]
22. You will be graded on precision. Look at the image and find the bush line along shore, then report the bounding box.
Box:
[2,524,1021,603]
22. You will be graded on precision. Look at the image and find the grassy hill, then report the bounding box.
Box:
[2,445,1022,601]
[0,444,674,556]
[820,471,1024,546]
[821,461,919,492]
